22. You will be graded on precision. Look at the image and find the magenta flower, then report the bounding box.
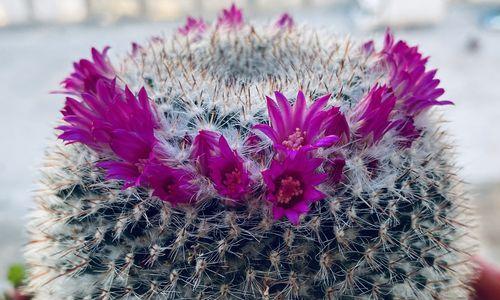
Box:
[140,161,198,206]
[131,42,143,57]
[244,133,269,162]
[178,16,207,38]
[382,29,453,115]
[96,129,157,188]
[190,130,220,175]
[191,130,251,201]
[324,155,346,184]
[97,88,159,187]
[356,29,453,147]
[244,133,262,148]
[262,150,327,225]
[394,116,420,148]
[58,80,123,150]
[59,80,157,148]
[275,13,294,30]
[208,135,251,201]
[323,107,350,144]
[217,4,243,29]
[361,40,375,56]
[62,47,115,95]
[254,91,339,153]
[58,79,159,187]
[353,84,397,144]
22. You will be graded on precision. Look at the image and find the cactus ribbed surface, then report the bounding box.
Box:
[25,7,475,300]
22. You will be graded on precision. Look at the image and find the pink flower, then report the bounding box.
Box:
[208,135,252,201]
[394,116,420,148]
[59,80,157,148]
[62,47,115,95]
[244,133,262,148]
[58,79,159,187]
[58,80,119,149]
[254,91,339,153]
[357,29,453,147]
[262,150,327,225]
[96,130,157,188]
[324,155,346,185]
[217,4,243,29]
[244,133,269,162]
[361,40,375,56]
[178,16,207,38]
[322,106,350,144]
[275,13,294,30]
[191,130,251,201]
[140,161,198,206]
[131,42,143,57]
[382,29,453,115]
[353,84,397,144]
[190,130,220,175]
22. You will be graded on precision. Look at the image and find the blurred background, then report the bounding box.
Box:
[0,0,499,293]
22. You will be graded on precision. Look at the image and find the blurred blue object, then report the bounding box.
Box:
[481,8,500,30]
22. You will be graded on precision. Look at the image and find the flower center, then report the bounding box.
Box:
[277,176,303,205]
[223,168,242,193]
[162,181,175,195]
[282,128,306,150]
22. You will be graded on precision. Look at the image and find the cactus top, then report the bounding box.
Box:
[56,4,452,225]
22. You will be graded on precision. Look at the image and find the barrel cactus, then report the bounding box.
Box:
[25,5,475,299]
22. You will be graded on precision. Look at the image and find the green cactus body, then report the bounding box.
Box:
[25,11,475,300]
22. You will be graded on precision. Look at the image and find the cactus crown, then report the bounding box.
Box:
[25,5,474,299]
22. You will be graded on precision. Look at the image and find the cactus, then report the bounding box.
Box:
[25,6,475,299]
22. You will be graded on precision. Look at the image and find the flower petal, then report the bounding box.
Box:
[285,210,300,225]
[266,96,286,138]
[304,93,330,126]
[313,135,339,148]
[275,91,293,128]
[292,90,306,128]
[253,124,279,145]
